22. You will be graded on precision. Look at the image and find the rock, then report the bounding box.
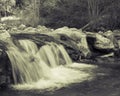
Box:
[37,25,53,33]
[0,50,12,88]
[53,27,90,58]
[0,75,7,85]
[95,30,120,57]
[24,27,37,33]
[86,32,114,58]
[1,16,20,22]
[18,24,26,30]
[99,52,114,58]
[0,32,13,87]
[0,23,7,30]
[104,30,120,57]
[94,33,114,50]
[117,40,120,47]
[86,30,120,58]
[10,27,18,32]
[9,0,16,7]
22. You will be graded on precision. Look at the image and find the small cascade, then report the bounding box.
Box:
[37,44,59,67]
[37,42,72,67]
[0,30,97,91]
[56,44,72,65]
[19,39,38,55]
[6,39,73,84]
[7,46,51,84]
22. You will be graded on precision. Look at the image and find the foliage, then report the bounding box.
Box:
[38,0,120,30]
[1,0,120,31]
[0,0,16,16]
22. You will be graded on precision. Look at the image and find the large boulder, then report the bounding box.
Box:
[52,27,91,58]
[94,32,114,50]
[86,30,119,58]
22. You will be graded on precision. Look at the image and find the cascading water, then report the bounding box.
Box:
[19,39,38,55]
[56,44,72,65]
[3,36,97,91]
[6,39,73,84]
[6,43,50,84]
[36,42,72,67]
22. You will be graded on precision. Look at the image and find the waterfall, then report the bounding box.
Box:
[19,39,38,55]
[7,46,50,84]
[36,42,72,67]
[6,39,72,84]
[3,37,97,91]
[56,44,72,65]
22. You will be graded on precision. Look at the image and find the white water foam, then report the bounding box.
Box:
[12,63,97,91]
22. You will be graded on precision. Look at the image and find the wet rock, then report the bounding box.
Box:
[0,50,12,88]
[53,27,90,58]
[94,33,114,50]
[0,75,7,85]
[104,30,120,57]
[23,27,37,33]
[86,30,120,58]
[37,25,53,33]
[86,32,114,58]
[18,24,26,30]
[0,23,7,30]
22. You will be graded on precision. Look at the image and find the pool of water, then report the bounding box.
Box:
[1,63,118,96]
